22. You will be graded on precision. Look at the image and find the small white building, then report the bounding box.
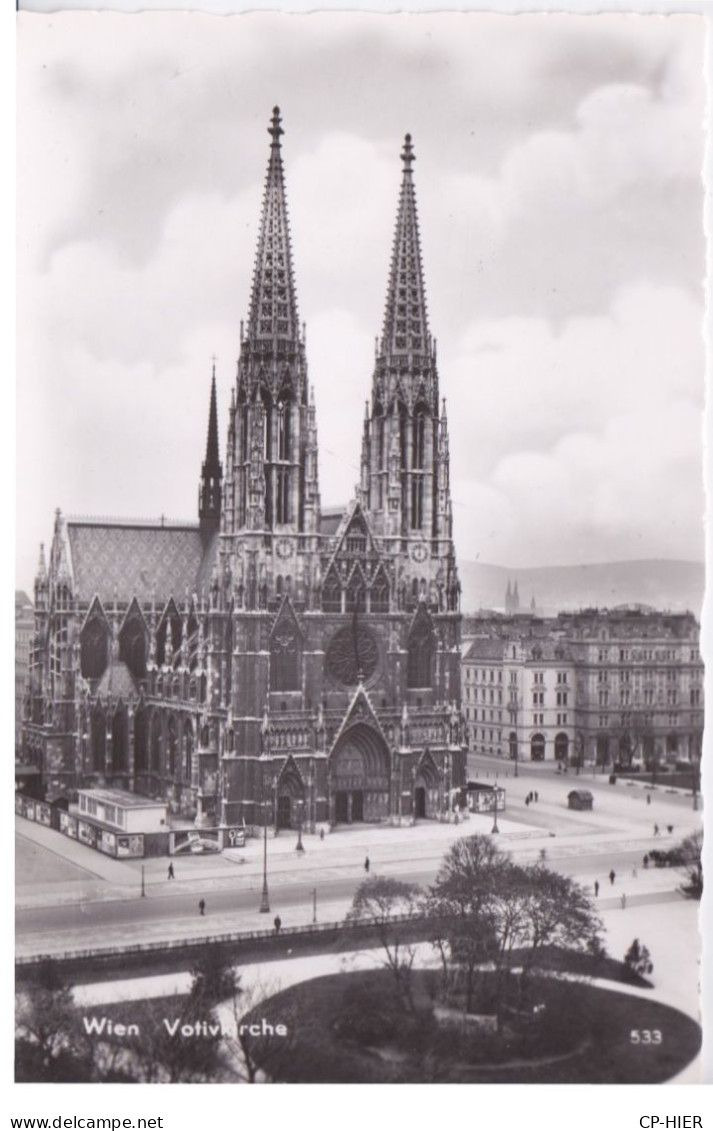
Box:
[76,788,167,833]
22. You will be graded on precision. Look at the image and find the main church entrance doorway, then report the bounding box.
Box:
[330,724,390,825]
[414,786,426,819]
[334,790,365,823]
[276,795,292,829]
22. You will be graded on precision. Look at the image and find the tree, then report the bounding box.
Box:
[624,938,653,978]
[15,962,95,1083]
[346,876,423,1009]
[225,976,298,1083]
[428,835,507,1012]
[510,864,604,989]
[189,942,240,1008]
[427,839,603,1027]
[677,829,703,899]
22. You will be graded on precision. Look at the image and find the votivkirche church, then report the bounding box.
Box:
[24,110,467,835]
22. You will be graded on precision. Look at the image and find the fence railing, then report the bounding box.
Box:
[15,910,432,968]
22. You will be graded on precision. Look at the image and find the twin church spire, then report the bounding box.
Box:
[202,109,454,577]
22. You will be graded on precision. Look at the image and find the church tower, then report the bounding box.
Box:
[221,108,321,598]
[359,134,459,613]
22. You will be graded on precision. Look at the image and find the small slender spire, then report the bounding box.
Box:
[199,366,223,535]
[205,364,220,469]
[246,107,299,343]
[381,133,430,357]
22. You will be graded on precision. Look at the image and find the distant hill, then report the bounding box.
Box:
[460,559,705,617]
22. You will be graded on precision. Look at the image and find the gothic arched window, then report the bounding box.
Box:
[167,716,177,777]
[277,399,291,460]
[407,621,434,689]
[322,570,342,613]
[134,709,148,773]
[345,572,367,613]
[81,618,109,680]
[90,707,106,773]
[119,616,147,679]
[183,722,193,782]
[413,410,426,470]
[370,568,390,613]
[271,626,300,691]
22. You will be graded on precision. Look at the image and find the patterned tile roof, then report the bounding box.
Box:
[66,522,208,603]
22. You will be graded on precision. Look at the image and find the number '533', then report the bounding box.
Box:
[631,1030,663,1045]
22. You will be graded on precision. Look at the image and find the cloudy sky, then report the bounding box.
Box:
[16,10,707,593]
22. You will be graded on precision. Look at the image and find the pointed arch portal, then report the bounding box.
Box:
[330,723,390,824]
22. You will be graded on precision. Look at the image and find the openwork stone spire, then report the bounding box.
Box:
[199,363,222,534]
[247,107,299,344]
[381,134,431,358]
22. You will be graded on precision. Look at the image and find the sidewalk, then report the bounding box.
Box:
[15,871,687,960]
[16,811,698,912]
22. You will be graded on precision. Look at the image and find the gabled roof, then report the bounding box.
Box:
[324,501,383,578]
[329,685,389,752]
[66,521,210,604]
[96,659,137,702]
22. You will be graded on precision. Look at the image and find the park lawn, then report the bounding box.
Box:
[246,967,701,1084]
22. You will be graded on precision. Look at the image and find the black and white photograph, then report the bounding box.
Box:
[13,2,708,1101]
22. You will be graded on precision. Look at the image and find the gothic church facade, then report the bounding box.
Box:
[23,110,466,834]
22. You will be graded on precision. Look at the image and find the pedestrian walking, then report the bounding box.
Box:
[274,915,282,935]
[609,869,616,885]
[534,791,539,802]
[167,862,174,880]
[594,880,600,897]
[198,898,206,916]
[654,823,660,836]
[621,893,627,910]
[646,793,651,806]
[643,853,649,869]
[667,825,674,835]
[632,866,638,878]
[525,796,531,807]
[319,828,325,841]
[364,855,370,873]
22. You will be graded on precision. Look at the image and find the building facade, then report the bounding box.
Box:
[462,608,703,770]
[22,111,466,834]
[15,591,34,753]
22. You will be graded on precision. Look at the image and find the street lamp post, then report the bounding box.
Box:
[491,793,500,834]
[312,887,317,924]
[259,800,270,914]
[141,864,146,898]
[295,798,305,853]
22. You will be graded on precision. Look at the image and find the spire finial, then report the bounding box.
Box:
[401,133,415,170]
[269,106,284,147]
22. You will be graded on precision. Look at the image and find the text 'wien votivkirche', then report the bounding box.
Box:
[24,109,467,839]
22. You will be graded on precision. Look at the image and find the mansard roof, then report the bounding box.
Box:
[66,520,216,605]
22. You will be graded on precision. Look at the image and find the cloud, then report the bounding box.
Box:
[15,11,707,591]
[449,284,705,565]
